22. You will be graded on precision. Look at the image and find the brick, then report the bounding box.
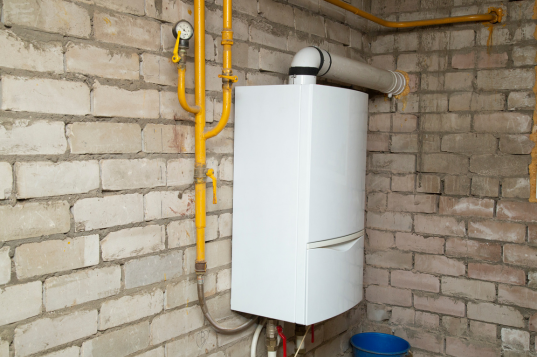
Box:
[66,43,139,80]
[0,281,41,327]
[452,51,475,69]
[442,277,495,301]
[474,113,532,134]
[0,163,11,200]
[136,347,164,357]
[325,20,350,46]
[388,193,437,213]
[0,201,70,242]
[415,311,439,328]
[184,240,232,275]
[146,0,193,22]
[74,194,143,232]
[421,73,444,91]
[530,272,537,288]
[440,197,493,219]
[141,53,175,86]
[392,270,439,292]
[144,191,194,221]
[365,250,412,269]
[421,113,471,132]
[501,328,530,351]
[421,135,439,152]
[16,161,99,199]
[391,134,418,153]
[477,50,508,68]
[531,313,537,331]
[500,135,534,154]
[422,153,468,174]
[94,11,159,51]
[165,275,216,309]
[513,46,537,66]
[99,291,162,331]
[415,254,465,276]
[81,322,149,357]
[0,30,63,73]
[257,0,294,27]
[369,304,392,322]
[508,92,535,110]
[367,192,387,211]
[67,122,141,154]
[366,212,412,232]
[150,306,204,345]
[468,221,525,243]
[321,0,346,22]
[420,94,448,112]
[295,8,325,37]
[15,235,99,279]
[498,201,537,223]
[421,32,449,51]
[449,92,505,112]
[392,114,417,133]
[446,337,499,357]
[42,347,80,357]
[371,35,394,54]
[477,69,535,90]
[414,294,465,317]
[415,215,465,236]
[471,177,499,197]
[468,262,525,285]
[395,232,444,254]
[0,120,67,156]
[498,285,537,310]
[101,159,165,191]
[469,320,497,341]
[14,310,97,357]
[0,247,10,285]
[364,267,389,286]
[369,154,416,173]
[124,251,182,289]
[102,225,165,261]
[530,225,537,245]
[259,49,293,75]
[366,286,412,307]
[468,302,524,328]
[165,328,217,356]
[93,83,159,119]
[44,266,121,311]
[1,76,90,115]
[391,175,414,192]
[367,133,390,152]
[445,72,473,90]
[446,237,501,262]
[372,0,420,14]
[504,244,537,267]
[395,328,443,354]
[3,0,90,37]
[369,114,391,132]
[94,0,144,15]
[443,316,467,337]
[470,155,530,177]
[441,134,496,154]
[217,269,231,293]
[444,176,470,195]
[366,174,391,192]
[206,127,233,154]
[167,217,217,248]
[160,92,209,122]
[206,186,233,212]
[143,124,195,154]
[366,229,394,250]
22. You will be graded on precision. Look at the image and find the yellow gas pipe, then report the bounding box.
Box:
[173,0,256,334]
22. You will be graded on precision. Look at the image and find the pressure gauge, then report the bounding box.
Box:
[173,20,194,40]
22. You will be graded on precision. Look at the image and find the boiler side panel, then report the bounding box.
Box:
[231,85,303,322]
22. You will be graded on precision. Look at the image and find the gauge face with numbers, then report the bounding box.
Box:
[174,20,194,40]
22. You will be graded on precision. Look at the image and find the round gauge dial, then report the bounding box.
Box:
[173,20,194,40]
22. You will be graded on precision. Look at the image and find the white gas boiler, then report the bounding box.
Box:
[231,83,367,325]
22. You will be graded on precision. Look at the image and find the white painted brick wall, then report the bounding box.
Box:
[81,322,150,357]
[93,83,159,119]
[159,92,215,123]
[98,290,163,330]
[66,43,140,80]
[67,122,141,154]
[219,157,233,181]
[14,310,98,357]
[0,281,41,326]
[41,347,80,357]
[101,225,165,261]
[0,201,70,242]
[124,251,183,289]
[167,216,218,248]
[184,239,231,275]
[3,0,91,38]
[0,340,8,357]
[165,328,217,357]
[146,0,194,24]
[142,53,177,86]
[206,128,233,154]
[94,11,160,51]
[15,235,99,279]
[16,161,100,199]
[101,159,166,191]
[94,0,145,16]
[206,186,233,212]
[73,194,144,232]
[0,120,67,155]
[166,158,195,187]
[144,191,194,220]
[149,306,204,345]
[1,77,90,115]
[143,124,195,154]
[0,163,12,199]
[164,274,216,309]
[218,213,232,238]
[44,266,121,311]
[0,30,63,73]
[217,268,231,292]
[136,347,164,357]
[0,247,10,285]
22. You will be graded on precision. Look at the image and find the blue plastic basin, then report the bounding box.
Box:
[350,333,411,357]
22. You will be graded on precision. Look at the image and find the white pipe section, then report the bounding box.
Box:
[251,322,264,357]
[268,352,277,357]
[288,46,407,96]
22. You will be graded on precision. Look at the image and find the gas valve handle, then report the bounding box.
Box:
[206,169,217,204]
[277,325,287,357]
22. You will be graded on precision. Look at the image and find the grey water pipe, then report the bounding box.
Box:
[288,46,407,96]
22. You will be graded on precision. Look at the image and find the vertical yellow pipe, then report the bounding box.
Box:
[194,0,207,271]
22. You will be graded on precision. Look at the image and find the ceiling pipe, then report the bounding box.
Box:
[289,46,407,97]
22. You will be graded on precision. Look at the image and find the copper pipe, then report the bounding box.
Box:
[323,0,503,28]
